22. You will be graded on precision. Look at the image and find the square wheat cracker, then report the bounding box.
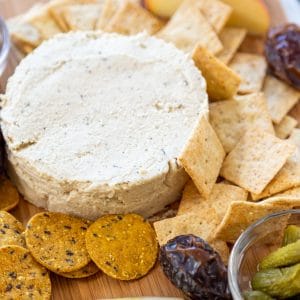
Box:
[178,181,248,220]
[10,36,35,55]
[154,210,218,245]
[264,186,300,209]
[229,53,267,94]
[96,0,140,30]
[7,16,42,48]
[96,0,120,29]
[26,15,60,41]
[48,0,73,32]
[210,93,274,153]
[220,129,296,194]
[154,211,229,263]
[263,187,300,207]
[192,46,241,101]
[156,0,223,54]
[196,0,232,33]
[47,0,89,32]
[217,27,247,64]
[62,3,104,31]
[214,200,297,242]
[7,3,47,47]
[274,116,298,139]
[252,129,300,200]
[179,116,225,198]
[263,75,300,124]
[105,1,164,35]
[25,5,62,40]
[177,180,201,215]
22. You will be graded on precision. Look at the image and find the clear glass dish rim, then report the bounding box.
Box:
[0,16,10,70]
[228,208,300,299]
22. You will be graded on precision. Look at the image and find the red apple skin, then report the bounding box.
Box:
[142,0,183,19]
[221,0,271,36]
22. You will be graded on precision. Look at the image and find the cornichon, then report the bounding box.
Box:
[283,225,300,246]
[244,290,274,299]
[260,240,300,269]
[251,263,300,298]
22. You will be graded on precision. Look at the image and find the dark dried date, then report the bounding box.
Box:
[265,23,300,90]
[159,235,231,300]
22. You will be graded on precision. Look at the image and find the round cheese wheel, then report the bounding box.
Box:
[1,32,208,219]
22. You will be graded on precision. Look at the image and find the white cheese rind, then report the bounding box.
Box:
[1,32,208,219]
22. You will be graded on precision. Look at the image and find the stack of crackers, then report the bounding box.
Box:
[6,0,300,263]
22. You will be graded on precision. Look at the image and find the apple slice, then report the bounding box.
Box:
[142,0,183,19]
[221,0,270,36]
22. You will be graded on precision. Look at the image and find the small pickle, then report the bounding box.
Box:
[252,263,300,298]
[244,290,274,300]
[283,225,300,246]
[260,240,300,269]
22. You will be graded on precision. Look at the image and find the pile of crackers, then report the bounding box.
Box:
[0,210,158,298]
[8,0,162,55]
[6,0,300,264]
[151,1,300,263]
[0,210,97,298]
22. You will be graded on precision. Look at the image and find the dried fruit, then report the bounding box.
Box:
[159,234,231,300]
[265,24,300,90]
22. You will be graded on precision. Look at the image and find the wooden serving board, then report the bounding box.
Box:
[0,1,298,299]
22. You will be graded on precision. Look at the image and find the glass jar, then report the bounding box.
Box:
[228,209,300,299]
[0,16,10,76]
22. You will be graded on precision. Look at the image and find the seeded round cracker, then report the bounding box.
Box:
[86,214,158,280]
[0,211,26,248]
[0,245,51,299]
[25,212,91,273]
[55,261,99,279]
[0,178,20,211]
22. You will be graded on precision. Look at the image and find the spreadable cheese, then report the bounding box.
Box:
[1,32,208,219]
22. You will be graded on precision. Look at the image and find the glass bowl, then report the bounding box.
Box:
[0,16,10,76]
[228,209,300,299]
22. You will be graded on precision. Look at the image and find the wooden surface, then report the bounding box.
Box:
[0,1,297,299]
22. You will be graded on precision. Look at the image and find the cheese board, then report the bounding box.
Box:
[0,0,299,299]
